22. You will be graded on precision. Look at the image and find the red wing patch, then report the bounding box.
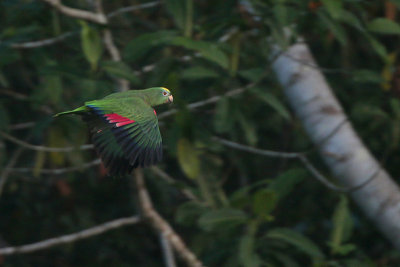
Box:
[104,113,135,127]
[153,109,157,116]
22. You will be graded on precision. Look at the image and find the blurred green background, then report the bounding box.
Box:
[1,0,400,266]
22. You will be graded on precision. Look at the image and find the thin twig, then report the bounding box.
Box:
[213,136,379,193]
[158,83,255,119]
[9,32,77,49]
[8,1,160,49]
[0,215,141,256]
[212,137,299,158]
[10,159,101,175]
[0,89,28,100]
[107,1,160,18]
[134,169,204,267]
[40,0,107,24]
[0,131,94,152]
[8,122,36,130]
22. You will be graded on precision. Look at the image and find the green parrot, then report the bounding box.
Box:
[55,87,173,175]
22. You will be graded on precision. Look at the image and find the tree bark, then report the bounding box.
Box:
[272,40,400,250]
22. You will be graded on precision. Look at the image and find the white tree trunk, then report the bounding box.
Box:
[272,41,400,250]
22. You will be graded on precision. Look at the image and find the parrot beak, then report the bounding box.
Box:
[168,95,174,103]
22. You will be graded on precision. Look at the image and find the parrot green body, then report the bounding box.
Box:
[55,87,173,175]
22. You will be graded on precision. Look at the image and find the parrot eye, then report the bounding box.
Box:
[162,91,168,96]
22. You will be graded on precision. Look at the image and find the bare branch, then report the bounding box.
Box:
[8,122,36,130]
[0,131,94,152]
[212,136,299,158]
[9,32,77,49]
[108,1,160,18]
[0,89,28,100]
[40,0,107,24]
[158,82,255,119]
[10,159,101,175]
[8,1,159,49]
[134,169,204,267]
[213,136,379,193]
[0,215,140,256]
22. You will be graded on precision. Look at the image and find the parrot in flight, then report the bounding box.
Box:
[55,87,173,176]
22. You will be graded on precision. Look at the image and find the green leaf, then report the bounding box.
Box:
[338,10,363,31]
[352,69,384,84]
[364,34,388,61]
[165,0,186,30]
[177,138,200,179]
[123,30,178,62]
[170,37,229,69]
[330,195,354,255]
[237,113,258,146]
[198,208,248,231]
[265,228,325,260]
[318,12,347,45]
[368,18,400,35]
[101,61,139,85]
[252,189,277,219]
[268,169,306,200]
[80,21,103,70]
[239,234,262,267]
[239,68,265,82]
[321,0,343,19]
[250,87,291,121]
[181,66,219,80]
[273,252,301,267]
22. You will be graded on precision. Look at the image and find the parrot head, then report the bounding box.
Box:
[144,87,173,107]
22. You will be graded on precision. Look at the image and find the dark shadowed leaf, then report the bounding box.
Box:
[175,201,207,226]
[165,0,186,30]
[170,37,229,69]
[123,30,178,62]
[101,61,140,85]
[214,97,233,134]
[251,87,291,121]
[198,208,248,231]
[265,228,325,260]
[181,66,219,80]
[268,169,306,199]
[321,0,343,19]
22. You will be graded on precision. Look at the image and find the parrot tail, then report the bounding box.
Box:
[54,106,87,117]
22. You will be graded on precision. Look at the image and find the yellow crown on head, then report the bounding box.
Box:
[161,87,171,93]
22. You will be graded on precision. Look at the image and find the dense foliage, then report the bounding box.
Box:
[1,0,400,266]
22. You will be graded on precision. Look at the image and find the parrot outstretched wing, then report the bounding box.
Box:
[83,97,162,175]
